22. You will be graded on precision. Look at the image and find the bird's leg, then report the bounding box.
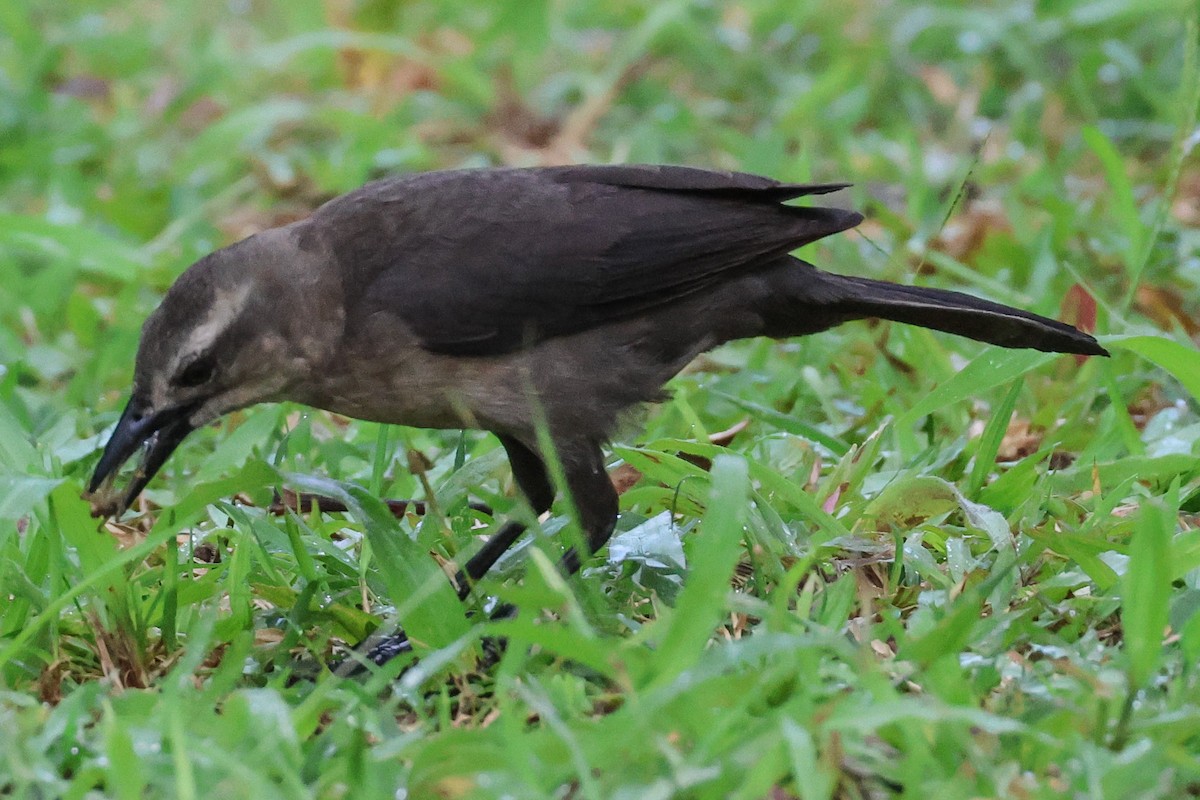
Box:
[453,435,556,598]
[468,436,616,583]
[326,437,553,675]
[334,439,613,675]
[477,438,616,641]
[277,437,549,597]
[457,438,616,622]
[554,440,619,578]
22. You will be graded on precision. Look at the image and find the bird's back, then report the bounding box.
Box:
[307,165,862,356]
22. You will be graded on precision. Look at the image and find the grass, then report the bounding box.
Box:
[2,0,1200,796]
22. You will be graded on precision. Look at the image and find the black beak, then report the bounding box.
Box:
[86,398,197,518]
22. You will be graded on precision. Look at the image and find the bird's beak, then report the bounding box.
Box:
[85,398,197,518]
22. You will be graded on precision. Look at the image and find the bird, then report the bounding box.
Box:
[86,164,1107,600]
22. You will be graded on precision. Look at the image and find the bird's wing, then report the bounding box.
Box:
[320,165,862,355]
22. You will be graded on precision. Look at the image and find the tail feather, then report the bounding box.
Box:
[823,273,1108,357]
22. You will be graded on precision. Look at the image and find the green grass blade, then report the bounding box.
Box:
[649,455,750,688]
[896,349,1056,431]
[1123,496,1173,690]
[281,472,469,650]
[966,378,1022,497]
[1107,335,1200,404]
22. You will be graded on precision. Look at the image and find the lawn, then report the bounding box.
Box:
[2,1,1199,797]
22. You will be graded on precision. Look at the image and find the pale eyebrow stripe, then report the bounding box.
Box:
[178,282,254,361]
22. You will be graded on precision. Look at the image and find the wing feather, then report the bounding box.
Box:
[315,165,861,355]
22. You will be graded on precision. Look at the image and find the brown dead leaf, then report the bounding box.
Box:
[1127,385,1174,431]
[872,324,918,377]
[1172,170,1200,227]
[1060,283,1099,335]
[335,45,443,108]
[822,482,845,514]
[1060,282,1102,366]
[916,64,979,125]
[932,198,1010,261]
[1048,450,1075,470]
[384,58,440,97]
[488,68,561,151]
[431,777,478,799]
[607,419,751,494]
[997,418,1043,461]
[255,628,285,647]
[870,639,894,658]
[1040,94,1070,154]
[105,519,146,549]
[609,463,643,496]
[852,216,889,243]
[918,65,961,107]
[218,204,317,242]
[807,456,822,491]
[54,75,111,102]
[710,418,751,446]
[37,660,67,705]
[91,612,152,690]
[489,60,647,166]
[143,76,181,119]
[1135,284,1200,338]
[407,448,434,475]
[179,96,225,132]
[193,541,221,564]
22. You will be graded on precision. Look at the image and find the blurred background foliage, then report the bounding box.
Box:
[2,0,1200,797]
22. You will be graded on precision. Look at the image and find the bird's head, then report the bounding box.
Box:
[86,224,343,517]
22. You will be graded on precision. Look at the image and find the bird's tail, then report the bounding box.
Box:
[818,272,1108,356]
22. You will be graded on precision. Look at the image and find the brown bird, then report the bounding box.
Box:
[87,164,1106,597]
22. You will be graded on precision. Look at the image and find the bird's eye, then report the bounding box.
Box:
[174,355,216,388]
